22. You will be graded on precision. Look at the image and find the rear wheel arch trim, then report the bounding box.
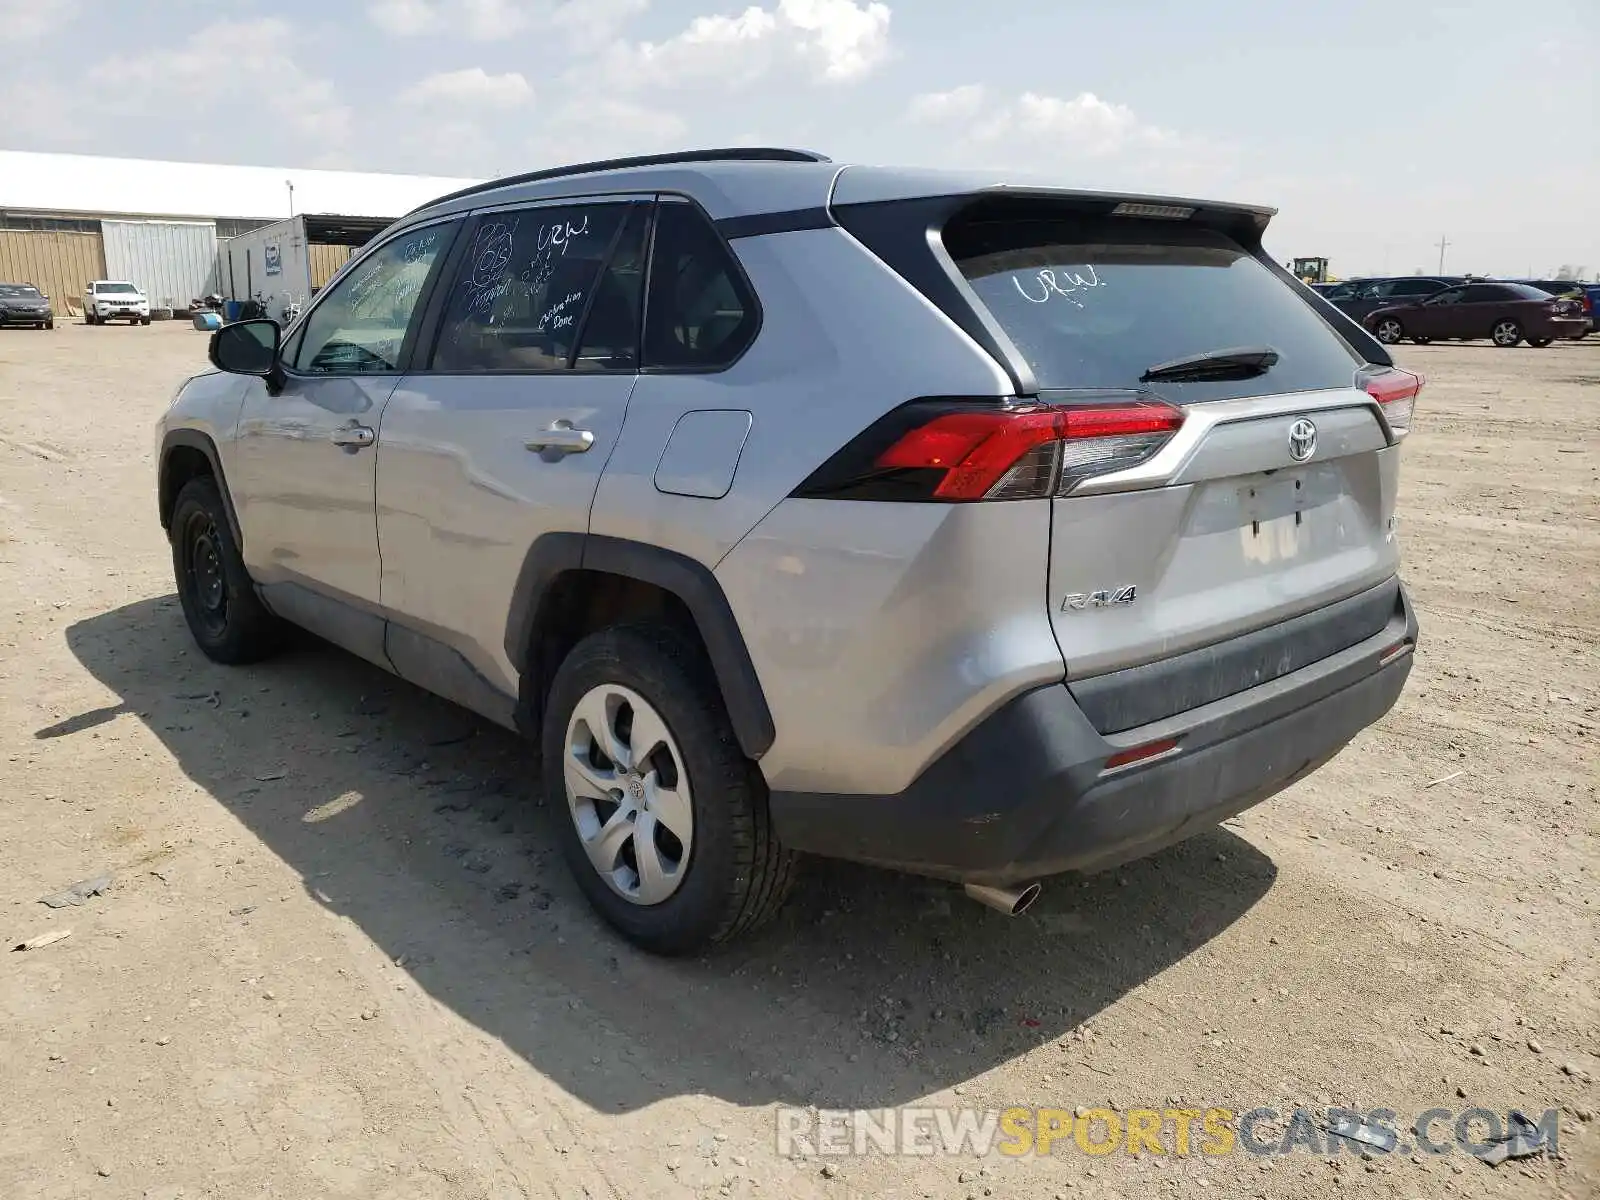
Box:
[505,533,776,760]
[160,429,244,551]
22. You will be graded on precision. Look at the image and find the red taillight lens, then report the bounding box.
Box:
[873,400,1185,500]
[1361,367,1423,434]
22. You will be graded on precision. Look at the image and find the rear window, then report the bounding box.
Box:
[1502,283,1556,301]
[945,216,1362,401]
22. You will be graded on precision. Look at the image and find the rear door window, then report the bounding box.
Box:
[431,202,643,372]
[946,216,1361,401]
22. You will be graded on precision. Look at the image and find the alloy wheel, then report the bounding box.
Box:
[1492,321,1521,347]
[563,683,694,906]
[1376,319,1403,344]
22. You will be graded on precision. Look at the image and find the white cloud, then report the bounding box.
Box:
[89,19,352,152]
[402,68,533,108]
[367,0,440,35]
[549,0,650,52]
[367,0,639,43]
[907,84,986,124]
[528,96,689,165]
[908,85,1175,158]
[1007,92,1176,155]
[0,0,77,39]
[782,0,892,80]
[604,0,891,89]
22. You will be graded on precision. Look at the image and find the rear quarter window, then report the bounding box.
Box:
[945,216,1362,402]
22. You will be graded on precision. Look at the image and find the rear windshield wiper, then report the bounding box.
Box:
[1140,345,1280,383]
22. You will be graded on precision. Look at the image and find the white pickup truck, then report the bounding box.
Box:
[83,280,151,325]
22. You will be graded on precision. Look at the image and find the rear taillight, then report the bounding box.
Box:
[1360,367,1423,435]
[795,396,1186,502]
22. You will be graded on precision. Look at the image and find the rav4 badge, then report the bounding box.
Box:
[1062,585,1138,612]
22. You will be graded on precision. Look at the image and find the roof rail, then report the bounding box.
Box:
[410,147,832,214]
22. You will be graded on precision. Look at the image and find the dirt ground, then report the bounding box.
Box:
[0,321,1595,1200]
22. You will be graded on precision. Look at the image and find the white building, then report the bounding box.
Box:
[0,150,479,313]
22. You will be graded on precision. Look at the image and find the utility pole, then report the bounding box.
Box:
[1435,235,1450,274]
[286,180,295,218]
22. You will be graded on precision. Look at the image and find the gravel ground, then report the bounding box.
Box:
[0,321,1595,1199]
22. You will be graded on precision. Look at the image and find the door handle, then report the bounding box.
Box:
[525,422,595,455]
[330,424,375,449]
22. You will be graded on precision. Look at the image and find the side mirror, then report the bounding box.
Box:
[210,318,281,377]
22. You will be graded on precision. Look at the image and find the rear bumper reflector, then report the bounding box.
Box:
[1101,736,1181,774]
[1378,640,1414,667]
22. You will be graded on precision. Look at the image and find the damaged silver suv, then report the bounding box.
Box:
[156,148,1420,953]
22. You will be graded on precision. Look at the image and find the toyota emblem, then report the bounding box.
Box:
[1287,418,1317,462]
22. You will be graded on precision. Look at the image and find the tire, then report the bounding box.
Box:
[141,316,152,326]
[1491,320,1523,348]
[1527,337,1552,348]
[169,476,283,664]
[542,622,797,955]
[1374,317,1405,345]
[85,314,97,326]
[1411,336,1431,345]
[44,320,53,330]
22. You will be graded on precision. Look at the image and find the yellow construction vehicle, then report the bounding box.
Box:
[1291,256,1331,285]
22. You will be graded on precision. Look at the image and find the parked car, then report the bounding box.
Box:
[156,148,1421,953]
[84,280,150,325]
[0,282,54,328]
[1326,277,1460,325]
[1516,280,1594,334]
[1364,281,1587,347]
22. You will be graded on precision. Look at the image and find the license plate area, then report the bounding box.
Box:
[1239,471,1308,531]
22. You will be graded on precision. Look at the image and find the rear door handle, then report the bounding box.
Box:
[330,424,375,449]
[525,422,595,455]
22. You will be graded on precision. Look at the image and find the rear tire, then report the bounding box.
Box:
[1374,317,1405,345]
[1491,320,1523,347]
[170,476,283,664]
[542,622,797,955]
[1527,337,1552,348]
[1411,336,1431,345]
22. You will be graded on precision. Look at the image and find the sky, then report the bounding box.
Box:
[2,0,1595,279]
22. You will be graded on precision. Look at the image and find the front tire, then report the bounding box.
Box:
[141,316,152,326]
[1492,320,1523,347]
[1374,317,1405,345]
[543,623,796,955]
[170,476,282,664]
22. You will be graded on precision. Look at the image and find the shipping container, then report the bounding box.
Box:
[101,219,219,312]
[0,229,106,316]
[219,213,391,323]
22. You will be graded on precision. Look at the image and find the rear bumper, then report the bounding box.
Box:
[769,582,1418,885]
[1544,317,1588,339]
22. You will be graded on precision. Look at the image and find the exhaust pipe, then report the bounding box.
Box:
[963,881,1041,917]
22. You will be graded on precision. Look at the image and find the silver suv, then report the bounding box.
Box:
[156,148,1420,954]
